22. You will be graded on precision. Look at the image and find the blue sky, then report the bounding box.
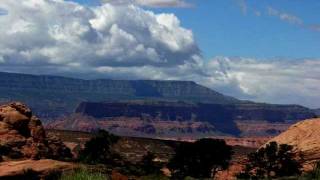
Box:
[73,0,320,60]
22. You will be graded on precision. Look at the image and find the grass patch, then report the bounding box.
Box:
[60,169,109,180]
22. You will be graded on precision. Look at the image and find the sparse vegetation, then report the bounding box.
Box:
[168,138,233,179]
[301,161,320,179]
[237,141,301,179]
[60,169,108,180]
[78,129,120,164]
[140,151,162,175]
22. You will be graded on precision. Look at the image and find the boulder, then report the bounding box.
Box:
[0,102,72,161]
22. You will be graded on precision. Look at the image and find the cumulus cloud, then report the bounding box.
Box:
[201,57,320,108]
[0,0,199,73]
[0,0,319,108]
[101,0,192,8]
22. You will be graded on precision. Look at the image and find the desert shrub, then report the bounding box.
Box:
[237,141,301,179]
[140,151,162,175]
[78,130,119,164]
[302,161,320,179]
[168,138,233,179]
[60,169,108,180]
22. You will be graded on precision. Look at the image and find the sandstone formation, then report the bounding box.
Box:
[0,159,75,179]
[267,118,320,169]
[0,102,71,161]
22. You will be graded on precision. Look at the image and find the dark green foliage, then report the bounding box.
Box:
[140,152,161,175]
[168,138,233,179]
[237,141,301,179]
[78,130,120,164]
[116,152,162,177]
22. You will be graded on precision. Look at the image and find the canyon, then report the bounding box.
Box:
[47,101,316,137]
[0,71,317,138]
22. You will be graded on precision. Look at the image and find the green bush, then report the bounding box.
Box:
[78,130,120,164]
[140,151,162,175]
[168,138,233,179]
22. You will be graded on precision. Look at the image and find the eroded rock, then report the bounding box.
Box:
[267,118,320,170]
[0,102,72,161]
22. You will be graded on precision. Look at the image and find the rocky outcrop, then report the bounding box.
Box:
[0,159,75,179]
[0,102,71,161]
[235,121,293,137]
[267,118,320,169]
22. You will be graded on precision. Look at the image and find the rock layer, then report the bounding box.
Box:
[267,118,320,168]
[0,102,71,161]
[0,159,75,179]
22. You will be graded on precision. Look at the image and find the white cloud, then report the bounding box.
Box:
[267,7,303,25]
[0,0,199,70]
[101,0,192,8]
[0,0,319,108]
[201,57,320,108]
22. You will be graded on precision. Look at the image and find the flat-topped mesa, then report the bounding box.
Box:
[0,102,71,161]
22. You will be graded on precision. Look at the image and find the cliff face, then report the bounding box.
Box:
[72,101,316,136]
[0,72,239,120]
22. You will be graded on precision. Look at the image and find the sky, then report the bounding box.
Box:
[0,0,319,108]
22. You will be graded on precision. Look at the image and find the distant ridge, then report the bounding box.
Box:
[0,71,240,119]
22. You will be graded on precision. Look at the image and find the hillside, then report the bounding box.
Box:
[0,72,239,119]
[267,118,320,170]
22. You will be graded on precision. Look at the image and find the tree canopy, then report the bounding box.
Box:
[78,130,119,164]
[168,138,233,179]
[237,141,301,179]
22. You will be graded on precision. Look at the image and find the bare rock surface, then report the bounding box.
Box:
[0,159,75,178]
[0,102,71,161]
[267,118,320,169]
